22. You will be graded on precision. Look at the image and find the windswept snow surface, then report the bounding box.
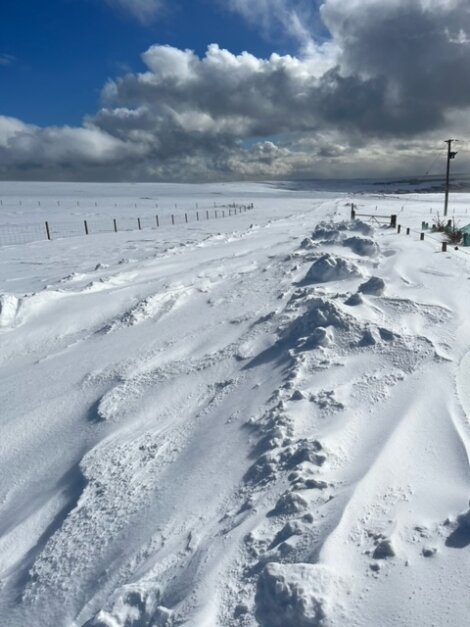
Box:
[0,182,470,626]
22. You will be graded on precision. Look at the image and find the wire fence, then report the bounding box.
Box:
[350,206,470,261]
[0,203,255,247]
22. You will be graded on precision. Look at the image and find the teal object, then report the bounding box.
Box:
[462,224,470,246]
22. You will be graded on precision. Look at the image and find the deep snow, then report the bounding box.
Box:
[0,181,469,626]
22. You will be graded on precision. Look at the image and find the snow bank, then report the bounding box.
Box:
[342,236,379,257]
[358,276,386,295]
[311,219,373,242]
[285,297,352,343]
[255,563,338,627]
[84,583,173,626]
[303,254,360,284]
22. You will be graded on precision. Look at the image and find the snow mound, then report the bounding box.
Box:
[303,254,360,284]
[358,276,386,295]
[281,439,326,469]
[373,538,395,559]
[0,293,20,327]
[269,492,309,516]
[300,237,318,250]
[269,521,308,549]
[311,223,341,242]
[348,219,374,235]
[342,236,379,257]
[311,219,373,242]
[458,508,470,528]
[286,297,352,343]
[105,289,188,333]
[84,582,173,626]
[310,326,333,347]
[359,327,382,347]
[445,505,470,548]
[256,563,338,627]
[344,292,363,306]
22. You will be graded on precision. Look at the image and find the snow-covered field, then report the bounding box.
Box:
[0,181,469,627]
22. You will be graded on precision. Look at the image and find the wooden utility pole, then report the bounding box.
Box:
[444,139,458,217]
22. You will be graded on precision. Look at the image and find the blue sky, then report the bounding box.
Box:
[0,0,297,127]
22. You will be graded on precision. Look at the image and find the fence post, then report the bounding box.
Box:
[351,204,356,220]
[185,213,188,223]
[390,214,397,228]
[45,221,51,241]
[196,211,199,221]
[84,220,89,235]
[406,227,410,235]
[113,219,117,233]
[206,210,209,220]
[420,232,424,241]
[442,242,448,252]
[138,218,141,230]
[397,225,401,234]
[171,214,175,225]
[156,215,159,227]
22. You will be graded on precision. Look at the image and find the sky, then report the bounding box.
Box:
[1,0,470,182]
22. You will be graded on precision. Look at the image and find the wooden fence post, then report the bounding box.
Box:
[45,221,51,240]
[84,220,89,235]
[113,219,117,233]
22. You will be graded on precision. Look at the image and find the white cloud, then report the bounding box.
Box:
[0,115,148,171]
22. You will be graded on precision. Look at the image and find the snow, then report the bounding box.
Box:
[0,181,470,626]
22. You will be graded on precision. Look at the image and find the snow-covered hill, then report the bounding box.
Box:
[0,182,469,626]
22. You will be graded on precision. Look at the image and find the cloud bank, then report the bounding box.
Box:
[1,0,470,181]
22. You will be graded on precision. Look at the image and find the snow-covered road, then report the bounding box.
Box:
[0,182,469,626]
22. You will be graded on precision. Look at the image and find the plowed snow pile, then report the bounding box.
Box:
[0,182,469,627]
